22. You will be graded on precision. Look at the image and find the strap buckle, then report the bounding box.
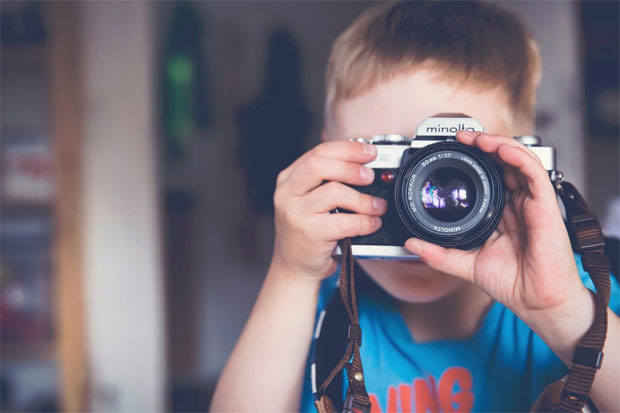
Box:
[581,251,612,272]
[343,391,371,413]
[348,323,362,347]
[562,388,588,404]
[570,213,605,251]
[572,346,604,369]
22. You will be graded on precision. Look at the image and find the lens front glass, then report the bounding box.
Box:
[394,142,505,250]
[420,167,476,222]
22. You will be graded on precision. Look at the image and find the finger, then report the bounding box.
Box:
[322,213,382,240]
[503,166,521,192]
[283,156,375,196]
[404,238,475,281]
[497,200,523,236]
[304,181,388,215]
[454,130,483,146]
[277,141,377,183]
[496,144,555,203]
[457,131,540,164]
[457,131,549,197]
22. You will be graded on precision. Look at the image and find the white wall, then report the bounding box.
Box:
[80,2,166,411]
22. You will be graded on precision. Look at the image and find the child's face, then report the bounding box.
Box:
[325,67,519,304]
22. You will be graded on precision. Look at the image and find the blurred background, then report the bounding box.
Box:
[0,1,618,412]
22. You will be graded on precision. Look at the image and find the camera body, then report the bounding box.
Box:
[343,114,557,259]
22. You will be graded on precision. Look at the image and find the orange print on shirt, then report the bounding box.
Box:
[368,366,474,413]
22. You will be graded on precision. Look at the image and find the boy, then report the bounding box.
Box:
[211,2,619,412]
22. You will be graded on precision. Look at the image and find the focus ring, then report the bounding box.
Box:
[394,142,504,250]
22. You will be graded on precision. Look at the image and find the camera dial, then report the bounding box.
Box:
[351,134,412,145]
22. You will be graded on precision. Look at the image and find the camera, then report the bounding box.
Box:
[341,113,557,259]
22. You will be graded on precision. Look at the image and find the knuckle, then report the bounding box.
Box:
[356,191,369,212]
[346,141,361,154]
[325,181,342,198]
[273,189,287,211]
[276,169,287,185]
[337,215,355,235]
[296,219,311,239]
[360,215,372,233]
[273,190,282,209]
[355,215,367,235]
[313,142,330,156]
[341,162,360,182]
[361,193,374,212]
[306,156,323,175]
[349,162,361,178]
[282,207,298,228]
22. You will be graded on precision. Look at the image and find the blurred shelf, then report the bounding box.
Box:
[1,125,51,135]
[0,44,48,66]
[1,200,53,214]
[1,340,55,362]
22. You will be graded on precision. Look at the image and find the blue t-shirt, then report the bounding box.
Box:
[300,255,619,412]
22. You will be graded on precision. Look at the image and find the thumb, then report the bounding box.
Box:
[405,238,475,282]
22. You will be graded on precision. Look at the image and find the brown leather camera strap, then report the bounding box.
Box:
[315,238,371,413]
[530,180,611,412]
[314,180,609,413]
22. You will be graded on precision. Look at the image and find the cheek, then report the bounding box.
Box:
[357,260,467,304]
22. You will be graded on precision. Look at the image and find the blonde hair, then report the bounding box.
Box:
[325,1,541,124]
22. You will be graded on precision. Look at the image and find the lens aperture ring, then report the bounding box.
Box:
[394,142,504,250]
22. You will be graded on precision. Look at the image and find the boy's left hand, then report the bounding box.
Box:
[404,130,592,329]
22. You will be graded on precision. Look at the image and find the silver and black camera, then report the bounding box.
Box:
[343,113,556,259]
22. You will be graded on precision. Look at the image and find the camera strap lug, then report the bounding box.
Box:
[551,169,565,192]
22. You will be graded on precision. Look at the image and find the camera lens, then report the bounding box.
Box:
[420,167,476,223]
[394,142,504,249]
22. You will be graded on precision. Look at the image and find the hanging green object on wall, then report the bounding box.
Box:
[161,2,211,158]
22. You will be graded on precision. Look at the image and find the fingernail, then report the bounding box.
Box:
[458,130,475,138]
[360,166,374,181]
[362,143,377,156]
[373,197,387,211]
[372,216,382,227]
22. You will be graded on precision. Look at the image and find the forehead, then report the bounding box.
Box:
[327,68,514,140]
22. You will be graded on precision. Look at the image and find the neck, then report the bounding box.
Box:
[399,283,493,343]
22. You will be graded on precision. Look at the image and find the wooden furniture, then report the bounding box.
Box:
[1,3,87,411]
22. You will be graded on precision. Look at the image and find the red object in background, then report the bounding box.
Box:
[0,274,51,342]
[1,136,53,203]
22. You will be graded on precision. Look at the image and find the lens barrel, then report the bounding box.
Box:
[394,142,504,249]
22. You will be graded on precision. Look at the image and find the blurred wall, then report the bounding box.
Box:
[81,2,166,412]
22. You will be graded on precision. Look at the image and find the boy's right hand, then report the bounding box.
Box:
[271,141,388,283]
